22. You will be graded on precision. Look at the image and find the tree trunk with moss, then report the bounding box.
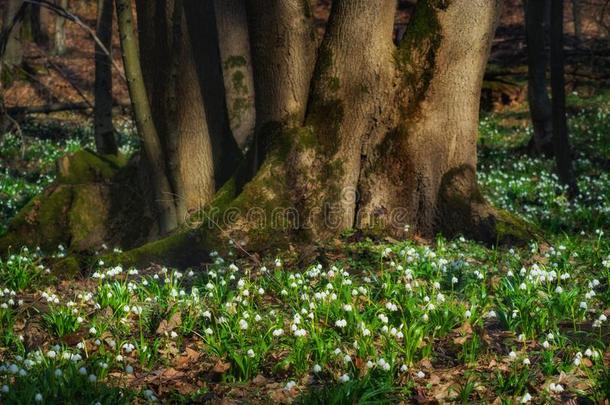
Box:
[215,0,256,149]
[1,0,538,267]
[115,0,536,268]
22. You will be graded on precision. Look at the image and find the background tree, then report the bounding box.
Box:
[93,0,117,155]
[53,0,68,55]
[524,0,553,155]
[550,0,577,194]
[2,0,24,68]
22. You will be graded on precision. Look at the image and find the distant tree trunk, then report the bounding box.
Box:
[24,2,49,47]
[115,0,178,233]
[214,0,256,149]
[525,0,553,155]
[550,0,578,195]
[94,0,118,155]
[2,0,24,68]
[53,0,68,55]
[572,0,583,42]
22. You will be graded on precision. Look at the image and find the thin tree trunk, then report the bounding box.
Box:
[550,0,578,195]
[525,0,553,155]
[214,0,256,149]
[53,0,68,55]
[94,0,117,155]
[24,3,49,47]
[2,0,24,67]
[115,0,178,233]
[572,0,583,42]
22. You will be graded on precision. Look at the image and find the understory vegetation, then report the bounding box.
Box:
[0,96,608,403]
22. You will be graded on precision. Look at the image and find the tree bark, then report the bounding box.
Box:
[214,0,256,149]
[115,0,178,233]
[572,0,583,42]
[53,0,68,55]
[525,0,553,155]
[24,2,50,47]
[94,0,118,155]
[550,0,578,195]
[2,0,24,67]
[136,0,240,218]
[245,0,317,167]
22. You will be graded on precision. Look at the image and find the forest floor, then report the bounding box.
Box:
[0,89,608,403]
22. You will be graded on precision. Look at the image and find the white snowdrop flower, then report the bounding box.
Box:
[451,277,458,284]
[273,328,284,337]
[520,392,532,403]
[239,319,249,330]
[400,364,408,372]
[550,383,564,393]
[170,331,178,339]
[464,310,471,318]
[579,301,587,310]
[79,367,88,375]
[518,334,526,342]
[18,369,26,377]
[366,360,374,368]
[599,314,607,322]
[573,357,581,366]
[339,374,350,383]
[416,371,425,378]
[313,364,322,373]
[422,313,429,322]
[523,358,531,366]
[335,319,347,328]
[362,328,371,337]
[519,283,527,290]
[284,380,296,390]
[294,328,307,337]
[343,354,352,363]
[343,304,353,312]
[385,302,398,312]
[509,351,517,360]
[89,327,97,335]
[35,393,43,402]
[247,349,255,358]
[47,350,57,359]
[125,364,134,374]
[555,286,563,293]
[116,355,124,362]
[584,348,593,357]
[433,282,440,289]
[54,368,63,377]
[88,374,97,383]
[205,328,213,335]
[333,348,342,355]
[486,310,497,318]
[1,385,8,393]
[8,364,18,374]
[281,289,288,296]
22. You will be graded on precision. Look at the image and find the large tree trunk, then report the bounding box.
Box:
[214,0,256,149]
[525,0,553,155]
[572,0,583,42]
[2,0,538,267]
[136,0,240,218]
[111,0,536,269]
[550,0,578,195]
[245,0,317,168]
[94,0,118,155]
